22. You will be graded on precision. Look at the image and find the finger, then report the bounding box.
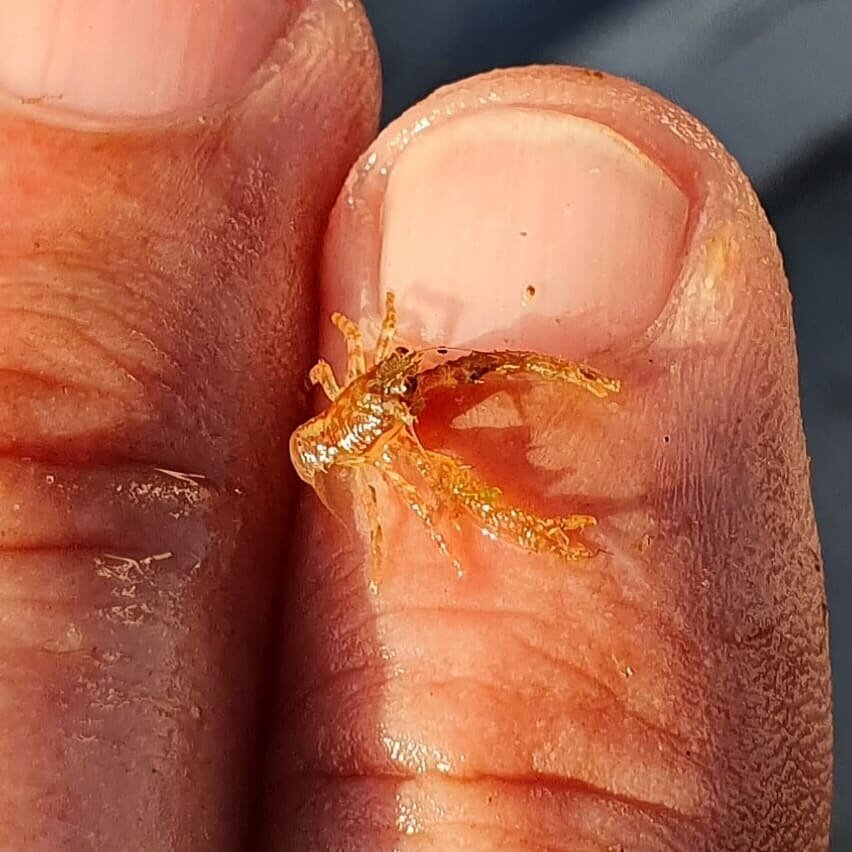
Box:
[0,0,377,848]
[266,67,831,849]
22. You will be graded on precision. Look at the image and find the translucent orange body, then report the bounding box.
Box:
[289,293,620,583]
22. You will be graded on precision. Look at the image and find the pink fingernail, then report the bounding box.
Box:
[380,107,689,356]
[0,0,298,117]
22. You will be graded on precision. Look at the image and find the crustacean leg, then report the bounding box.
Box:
[410,443,597,561]
[319,290,399,390]
[308,358,341,400]
[356,469,386,591]
[373,442,464,576]
[331,311,367,382]
[373,290,398,363]
[411,350,620,410]
[371,428,597,575]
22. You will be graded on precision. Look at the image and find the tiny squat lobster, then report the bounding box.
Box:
[289,291,620,587]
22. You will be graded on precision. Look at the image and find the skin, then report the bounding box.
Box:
[0,1,832,850]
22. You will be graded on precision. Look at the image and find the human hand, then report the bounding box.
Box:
[0,1,831,849]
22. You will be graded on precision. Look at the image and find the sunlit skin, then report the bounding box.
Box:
[0,0,832,844]
[290,292,621,583]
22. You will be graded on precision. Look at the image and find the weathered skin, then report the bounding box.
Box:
[0,1,379,848]
[0,3,832,847]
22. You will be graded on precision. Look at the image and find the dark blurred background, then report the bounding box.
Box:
[362,0,851,845]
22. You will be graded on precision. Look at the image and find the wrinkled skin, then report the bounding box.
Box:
[0,1,832,850]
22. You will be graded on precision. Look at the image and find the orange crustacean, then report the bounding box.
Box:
[289,291,620,586]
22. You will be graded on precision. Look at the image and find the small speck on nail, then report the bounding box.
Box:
[522,285,536,306]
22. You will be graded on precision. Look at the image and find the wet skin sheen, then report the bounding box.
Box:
[0,3,832,850]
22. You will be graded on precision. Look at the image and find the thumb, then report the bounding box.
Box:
[0,0,377,847]
[268,67,831,849]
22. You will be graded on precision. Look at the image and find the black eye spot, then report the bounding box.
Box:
[437,347,448,355]
[395,346,410,355]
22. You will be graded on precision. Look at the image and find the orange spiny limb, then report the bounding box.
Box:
[331,311,367,382]
[375,446,463,576]
[309,358,341,401]
[409,350,620,415]
[360,470,386,591]
[373,291,398,363]
[407,439,597,562]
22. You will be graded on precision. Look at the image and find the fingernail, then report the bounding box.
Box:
[380,107,689,356]
[0,0,296,116]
